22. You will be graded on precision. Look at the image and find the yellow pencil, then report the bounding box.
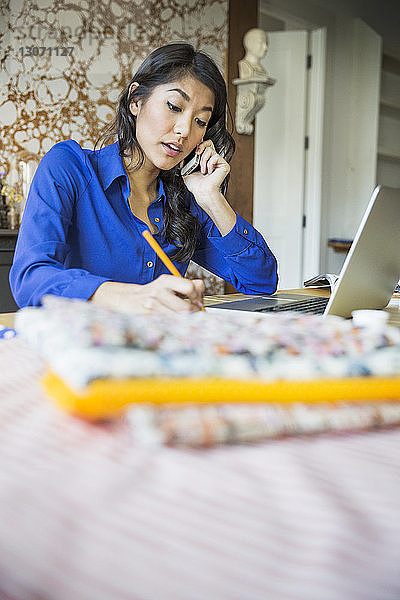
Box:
[142,229,205,310]
[142,229,182,277]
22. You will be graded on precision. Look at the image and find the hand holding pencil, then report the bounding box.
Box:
[142,229,205,312]
[91,232,204,313]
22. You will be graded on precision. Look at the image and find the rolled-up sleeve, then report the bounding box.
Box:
[192,210,278,295]
[9,145,109,307]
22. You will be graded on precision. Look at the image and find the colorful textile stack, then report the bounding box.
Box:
[16,295,400,446]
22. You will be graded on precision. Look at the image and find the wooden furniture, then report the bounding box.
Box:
[2,288,400,328]
[0,312,15,328]
[0,229,18,312]
[204,288,400,327]
[327,239,352,253]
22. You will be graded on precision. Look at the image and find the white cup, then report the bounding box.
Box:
[351,309,389,330]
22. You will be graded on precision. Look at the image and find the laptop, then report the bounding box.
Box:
[209,186,400,318]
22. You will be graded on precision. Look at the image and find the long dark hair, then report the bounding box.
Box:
[96,43,235,262]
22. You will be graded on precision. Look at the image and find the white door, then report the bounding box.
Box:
[253,30,308,289]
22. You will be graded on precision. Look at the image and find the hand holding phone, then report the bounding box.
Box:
[180,140,230,202]
[180,152,201,177]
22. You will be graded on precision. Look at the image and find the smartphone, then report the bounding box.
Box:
[180,152,201,177]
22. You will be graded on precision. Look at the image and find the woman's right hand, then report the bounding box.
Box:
[90,275,205,313]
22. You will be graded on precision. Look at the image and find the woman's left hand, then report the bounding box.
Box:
[182,140,230,206]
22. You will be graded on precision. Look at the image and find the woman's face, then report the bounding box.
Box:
[129,76,215,172]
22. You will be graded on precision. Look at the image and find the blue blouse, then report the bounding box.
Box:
[10,139,278,307]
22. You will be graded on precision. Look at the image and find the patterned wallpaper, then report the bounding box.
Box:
[0,0,228,188]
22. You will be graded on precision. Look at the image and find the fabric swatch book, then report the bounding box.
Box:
[15,295,400,447]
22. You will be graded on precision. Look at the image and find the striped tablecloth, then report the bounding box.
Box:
[0,338,400,600]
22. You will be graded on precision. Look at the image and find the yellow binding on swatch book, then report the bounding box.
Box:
[43,371,400,420]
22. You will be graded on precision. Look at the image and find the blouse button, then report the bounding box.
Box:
[154,217,160,223]
[243,229,248,235]
[147,261,154,268]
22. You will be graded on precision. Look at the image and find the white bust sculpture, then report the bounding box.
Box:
[238,28,269,81]
[233,28,275,134]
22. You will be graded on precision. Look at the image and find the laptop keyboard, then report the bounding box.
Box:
[259,296,330,315]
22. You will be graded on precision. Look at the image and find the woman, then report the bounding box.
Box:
[10,43,278,312]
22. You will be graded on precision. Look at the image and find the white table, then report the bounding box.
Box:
[0,336,399,600]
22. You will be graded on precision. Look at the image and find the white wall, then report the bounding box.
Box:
[259,0,384,275]
[306,0,399,57]
[324,18,381,273]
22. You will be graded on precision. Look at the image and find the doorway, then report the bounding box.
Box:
[253,27,326,288]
